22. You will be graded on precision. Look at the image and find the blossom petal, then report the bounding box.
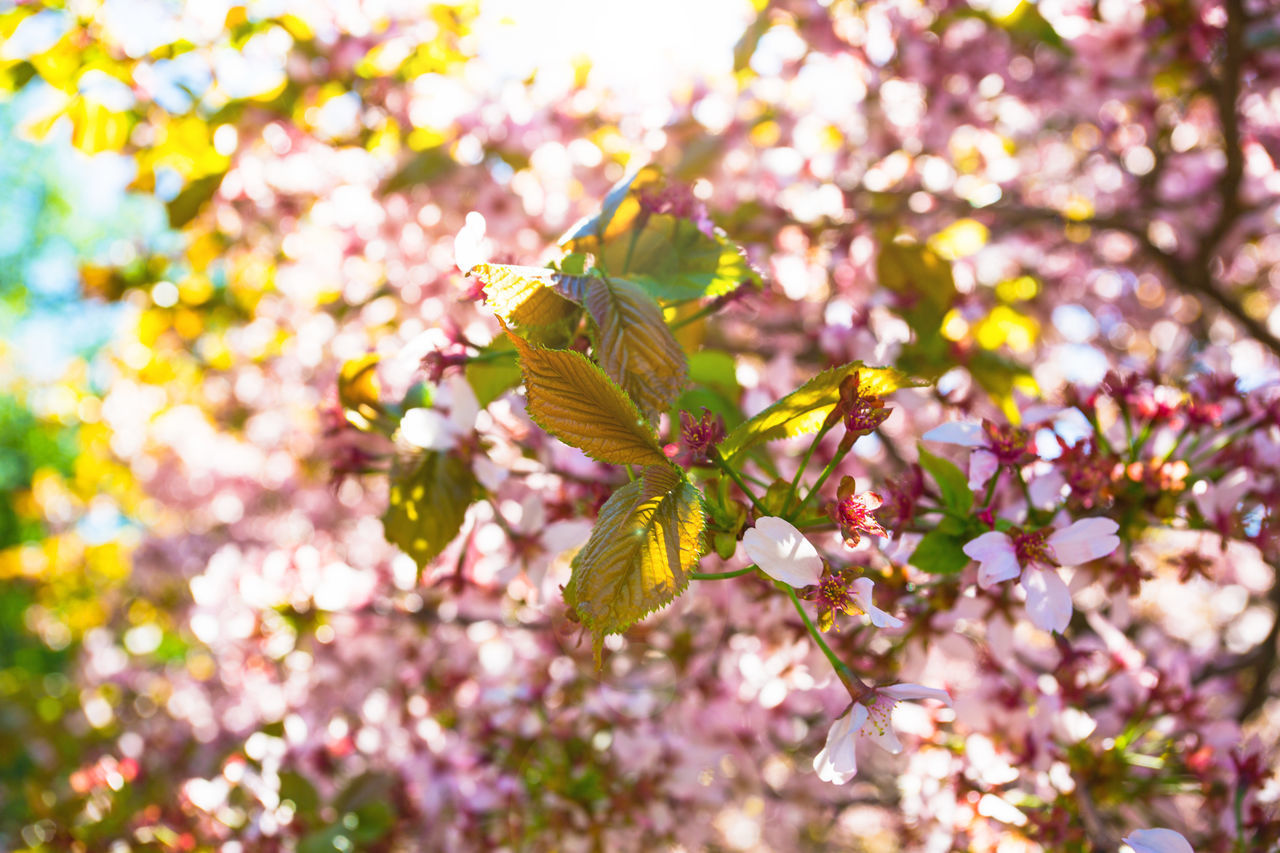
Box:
[1022,566,1073,633]
[743,517,824,587]
[922,421,986,447]
[968,449,999,490]
[881,683,953,706]
[850,577,903,629]
[963,532,1020,588]
[1122,828,1194,853]
[813,705,864,785]
[400,408,457,450]
[1048,518,1120,565]
[1028,470,1066,510]
[865,715,903,755]
[453,211,488,273]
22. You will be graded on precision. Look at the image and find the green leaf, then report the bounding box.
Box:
[688,349,740,400]
[909,531,970,575]
[585,277,687,421]
[559,164,662,245]
[167,171,226,228]
[609,214,756,301]
[564,465,705,664]
[382,450,478,569]
[506,330,669,467]
[380,144,456,193]
[917,445,974,513]
[469,263,583,347]
[718,362,915,461]
[877,239,957,335]
[465,336,522,407]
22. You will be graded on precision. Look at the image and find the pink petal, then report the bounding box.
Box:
[1048,518,1121,565]
[1022,566,1073,633]
[881,683,952,706]
[813,705,864,785]
[1122,829,1194,853]
[964,532,1021,588]
[968,449,999,490]
[743,517,824,587]
[922,421,987,447]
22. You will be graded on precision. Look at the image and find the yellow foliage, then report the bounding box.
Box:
[975,305,1040,354]
[929,218,989,260]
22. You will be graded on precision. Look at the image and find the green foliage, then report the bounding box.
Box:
[468,263,582,347]
[909,530,970,575]
[563,465,706,665]
[465,335,522,407]
[506,329,669,467]
[599,213,755,301]
[584,276,688,421]
[917,445,974,514]
[382,450,479,570]
[718,362,912,462]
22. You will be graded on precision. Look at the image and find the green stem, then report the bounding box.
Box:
[710,447,768,515]
[1234,780,1247,853]
[783,422,833,516]
[691,566,758,581]
[788,442,848,520]
[782,583,850,680]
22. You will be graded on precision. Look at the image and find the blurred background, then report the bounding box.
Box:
[1,0,1279,850]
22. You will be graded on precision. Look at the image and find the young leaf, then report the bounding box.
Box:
[586,277,688,421]
[559,164,662,246]
[718,362,914,461]
[908,530,970,575]
[917,445,974,513]
[564,465,706,665]
[605,214,756,301]
[469,262,583,346]
[506,329,669,467]
[465,336,522,407]
[382,450,478,569]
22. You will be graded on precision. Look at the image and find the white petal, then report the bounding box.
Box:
[1122,828,1194,853]
[743,517,824,587]
[922,421,987,447]
[963,532,1020,588]
[850,577,903,629]
[813,706,863,785]
[453,211,488,273]
[881,683,953,706]
[443,374,481,431]
[1022,566,1073,633]
[1048,518,1120,565]
[400,408,457,450]
[968,449,999,490]
[866,718,903,754]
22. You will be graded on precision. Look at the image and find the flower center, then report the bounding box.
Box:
[1013,528,1055,566]
[863,694,897,736]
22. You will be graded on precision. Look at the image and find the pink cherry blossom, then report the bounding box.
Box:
[742,516,824,588]
[962,518,1121,632]
[813,683,952,784]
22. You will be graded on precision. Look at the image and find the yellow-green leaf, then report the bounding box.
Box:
[718,362,914,461]
[559,164,662,246]
[565,465,705,664]
[464,335,521,407]
[608,214,756,301]
[586,277,687,421]
[506,329,668,467]
[383,450,478,569]
[469,263,582,346]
